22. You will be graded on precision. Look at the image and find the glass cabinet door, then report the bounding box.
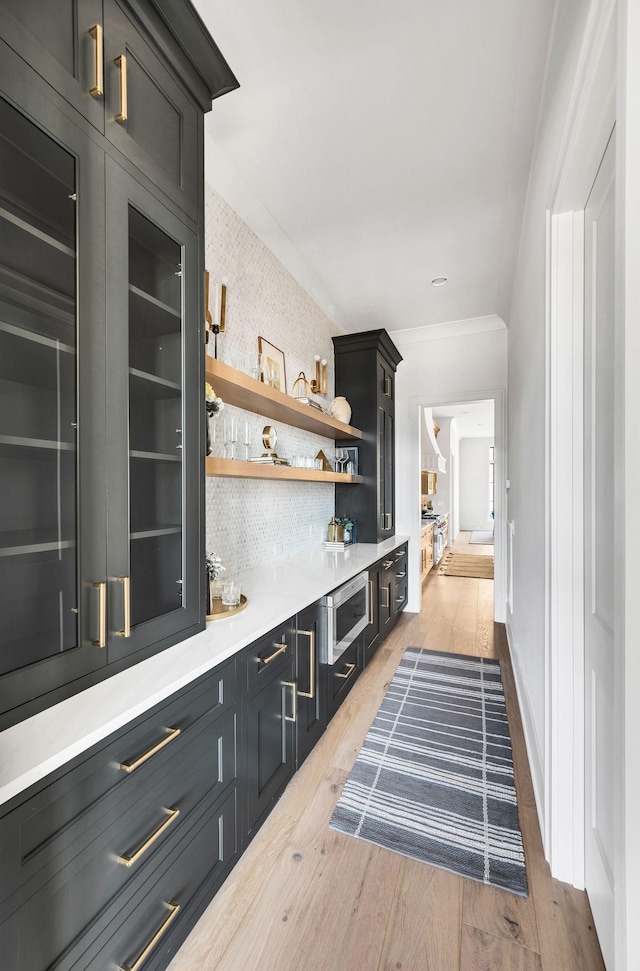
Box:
[0,93,77,675]
[0,92,107,716]
[106,160,202,661]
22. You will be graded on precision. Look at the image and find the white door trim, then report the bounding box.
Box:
[544,0,616,890]
[404,389,506,623]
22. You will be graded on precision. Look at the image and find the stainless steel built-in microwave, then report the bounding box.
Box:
[321,571,369,665]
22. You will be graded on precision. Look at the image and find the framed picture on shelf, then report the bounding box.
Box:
[258,336,287,393]
[344,446,359,475]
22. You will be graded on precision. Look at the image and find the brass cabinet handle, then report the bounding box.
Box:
[297,629,315,699]
[284,681,297,722]
[386,512,392,529]
[259,641,287,664]
[382,560,393,569]
[381,588,390,609]
[91,581,107,647]
[114,54,128,122]
[384,376,392,397]
[336,662,356,680]
[396,597,405,604]
[115,576,131,638]
[88,25,103,97]
[120,726,181,773]
[118,808,180,868]
[396,572,406,579]
[368,581,374,625]
[120,901,180,971]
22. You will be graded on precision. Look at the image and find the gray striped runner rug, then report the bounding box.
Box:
[329,647,528,895]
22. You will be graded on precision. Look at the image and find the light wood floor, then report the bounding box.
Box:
[168,532,605,971]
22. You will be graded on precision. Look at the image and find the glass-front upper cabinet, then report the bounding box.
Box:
[106,160,202,664]
[0,91,107,722]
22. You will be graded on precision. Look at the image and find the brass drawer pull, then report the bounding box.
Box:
[91,581,106,648]
[336,662,356,680]
[382,560,393,569]
[297,629,315,699]
[396,571,406,579]
[114,54,128,123]
[367,580,374,625]
[396,597,405,604]
[120,726,181,773]
[259,641,287,664]
[118,808,180,868]
[88,25,104,97]
[284,681,297,722]
[120,901,180,971]
[115,575,131,638]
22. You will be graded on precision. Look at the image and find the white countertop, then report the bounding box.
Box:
[0,536,408,807]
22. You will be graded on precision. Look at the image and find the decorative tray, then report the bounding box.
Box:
[206,594,248,621]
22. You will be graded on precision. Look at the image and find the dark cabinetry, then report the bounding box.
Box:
[0,660,239,971]
[363,565,381,664]
[327,635,362,720]
[333,330,402,543]
[0,0,237,218]
[392,544,408,617]
[243,621,296,839]
[295,601,326,767]
[0,1,238,729]
[363,541,409,668]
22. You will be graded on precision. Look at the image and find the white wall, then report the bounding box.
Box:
[393,318,508,619]
[459,437,495,531]
[506,0,597,845]
[430,417,453,518]
[204,186,341,574]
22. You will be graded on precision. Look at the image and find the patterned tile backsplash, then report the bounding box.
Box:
[204,185,343,575]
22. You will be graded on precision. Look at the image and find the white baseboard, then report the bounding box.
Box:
[505,620,546,847]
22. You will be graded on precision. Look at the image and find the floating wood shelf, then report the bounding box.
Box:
[205,357,362,441]
[206,456,362,483]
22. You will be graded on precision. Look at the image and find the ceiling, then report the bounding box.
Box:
[432,400,495,438]
[195,0,555,333]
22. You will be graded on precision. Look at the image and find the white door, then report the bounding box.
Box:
[583,128,616,968]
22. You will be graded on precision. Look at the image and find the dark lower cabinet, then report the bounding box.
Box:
[327,636,362,721]
[243,621,296,840]
[392,544,408,618]
[363,564,381,665]
[0,549,408,971]
[379,556,395,637]
[295,601,326,767]
[0,659,239,971]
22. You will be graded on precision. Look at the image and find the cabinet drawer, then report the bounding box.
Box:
[0,659,236,909]
[0,787,238,971]
[244,620,295,696]
[79,787,238,971]
[0,708,237,969]
[327,638,361,718]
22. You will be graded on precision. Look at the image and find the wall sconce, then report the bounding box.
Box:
[204,271,227,358]
[310,355,327,395]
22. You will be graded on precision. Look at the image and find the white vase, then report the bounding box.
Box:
[328,396,352,424]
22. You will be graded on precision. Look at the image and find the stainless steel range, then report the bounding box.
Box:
[422,514,448,565]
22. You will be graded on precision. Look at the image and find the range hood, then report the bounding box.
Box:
[421,408,446,473]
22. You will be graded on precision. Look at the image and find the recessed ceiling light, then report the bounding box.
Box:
[431,276,448,287]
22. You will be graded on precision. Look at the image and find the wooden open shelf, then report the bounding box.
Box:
[205,357,362,441]
[206,456,362,483]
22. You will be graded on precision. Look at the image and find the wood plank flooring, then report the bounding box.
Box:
[168,532,605,971]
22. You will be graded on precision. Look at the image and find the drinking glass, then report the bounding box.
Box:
[221,579,241,606]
